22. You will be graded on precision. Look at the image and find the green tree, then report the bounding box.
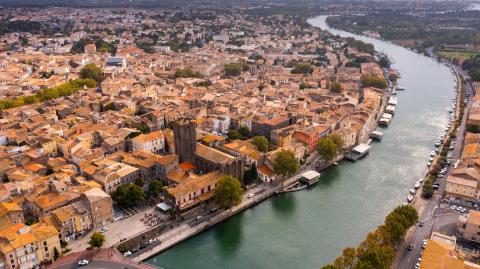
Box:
[68,59,79,68]
[317,137,338,161]
[324,205,417,269]
[224,63,249,77]
[291,63,313,74]
[334,247,356,268]
[227,130,243,140]
[361,75,388,89]
[330,82,343,93]
[251,136,269,153]
[320,265,339,269]
[88,232,105,249]
[244,163,259,185]
[134,178,144,187]
[79,64,103,83]
[147,180,163,197]
[330,133,344,149]
[71,38,93,54]
[112,184,146,208]
[273,149,300,177]
[238,126,250,138]
[467,124,480,133]
[175,67,203,78]
[138,124,150,133]
[215,176,244,208]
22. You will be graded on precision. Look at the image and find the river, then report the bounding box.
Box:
[146,15,456,269]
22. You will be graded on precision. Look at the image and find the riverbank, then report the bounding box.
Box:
[133,84,395,262]
[145,16,456,269]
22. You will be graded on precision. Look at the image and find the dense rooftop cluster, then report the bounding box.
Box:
[0,7,394,268]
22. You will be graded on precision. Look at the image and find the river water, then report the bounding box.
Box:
[146,15,456,269]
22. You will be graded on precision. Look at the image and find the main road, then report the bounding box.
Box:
[146,16,456,269]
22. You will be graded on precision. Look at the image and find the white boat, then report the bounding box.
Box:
[427,161,432,167]
[418,178,424,183]
[414,182,421,189]
[409,188,416,195]
[407,194,414,203]
[397,86,406,91]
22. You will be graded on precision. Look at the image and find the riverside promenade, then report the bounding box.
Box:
[133,182,278,262]
[132,81,393,263]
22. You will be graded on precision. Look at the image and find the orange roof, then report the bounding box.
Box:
[179,162,197,172]
[263,116,288,126]
[420,240,468,269]
[132,130,164,143]
[258,164,275,176]
[24,162,46,172]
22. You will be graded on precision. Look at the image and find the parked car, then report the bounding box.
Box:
[196,215,203,221]
[247,193,255,198]
[100,227,108,233]
[123,251,132,257]
[78,260,90,266]
[418,221,424,227]
[408,244,414,251]
[148,239,158,245]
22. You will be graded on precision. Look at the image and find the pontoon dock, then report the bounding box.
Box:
[300,170,321,186]
[385,105,396,114]
[370,130,384,140]
[345,143,372,161]
[388,96,398,106]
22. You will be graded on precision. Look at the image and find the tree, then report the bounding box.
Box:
[238,126,251,138]
[361,75,388,89]
[227,130,243,140]
[134,178,144,187]
[138,124,150,133]
[330,82,343,93]
[251,136,269,153]
[224,63,249,77]
[175,67,203,78]
[68,59,79,68]
[88,232,105,249]
[467,124,480,133]
[317,137,338,161]
[273,149,300,177]
[291,63,313,74]
[79,64,103,83]
[71,38,93,54]
[330,133,344,149]
[214,176,244,208]
[244,163,258,185]
[112,184,146,208]
[148,180,163,197]
[324,205,416,269]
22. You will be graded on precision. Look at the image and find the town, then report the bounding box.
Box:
[0,2,479,269]
[0,6,400,269]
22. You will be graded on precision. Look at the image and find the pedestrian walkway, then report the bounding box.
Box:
[48,248,157,269]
